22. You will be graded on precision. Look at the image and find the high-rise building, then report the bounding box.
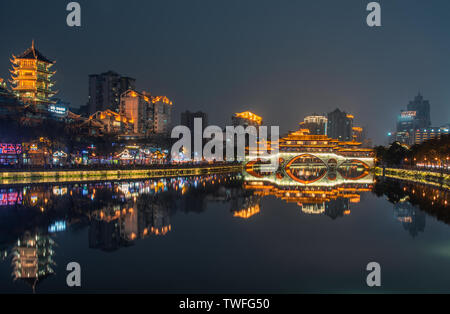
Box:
[9,41,56,109]
[327,109,353,141]
[120,90,154,135]
[301,115,328,135]
[389,93,433,145]
[119,90,172,136]
[181,111,208,131]
[88,71,136,115]
[407,93,431,129]
[397,111,420,133]
[180,111,209,158]
[152,96,173,134]
[413,125,449,145]
[352,126,366,143]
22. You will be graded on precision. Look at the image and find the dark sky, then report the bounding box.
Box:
[1,0,449,144]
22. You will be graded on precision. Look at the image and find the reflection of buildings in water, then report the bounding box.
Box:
[232,194,261,219]
[325,198,351,220]
[0,189,23,206]
[0,174,241,255]
[179,194,207,214]
[146,200,172,236]
[89,195,173,251]
[394,201,426,238]
[244,179,372,219]
[1,249,7,261]
[300,203,325,215]
[244,132,374,219]
[11,231,55,292]
[374,179,448,228]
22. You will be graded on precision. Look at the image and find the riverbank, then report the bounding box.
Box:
[375,167,450,190]
[0,164,243,185]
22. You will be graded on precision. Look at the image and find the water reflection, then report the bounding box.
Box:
[0,170,448,292]
[244,158,374,219]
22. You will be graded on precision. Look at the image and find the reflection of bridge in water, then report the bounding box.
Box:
[244,128,376,214]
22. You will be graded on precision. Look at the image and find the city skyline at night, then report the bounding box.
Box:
[1,0,450,145]
[0,0,449,298]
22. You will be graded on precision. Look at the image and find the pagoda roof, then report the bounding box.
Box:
[15,42,54,64]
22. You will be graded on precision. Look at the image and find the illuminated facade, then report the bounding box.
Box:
[89,109,134,135]
[120,90,153,135]
[301,115,328,135]
[120,90,173,135]
[152,95,173,134]
[232,111,263,127]
[88,71,136,114]
[10,41,56,108]
[352,126,365,143]
[413,126,449,145]
[245,128,374,186]
[244,129,374,216]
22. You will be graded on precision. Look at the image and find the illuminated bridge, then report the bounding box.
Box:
[245,129,375,186]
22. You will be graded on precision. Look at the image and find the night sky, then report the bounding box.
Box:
[1,0,449,144]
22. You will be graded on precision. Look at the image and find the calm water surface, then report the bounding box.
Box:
[0,173,449,293]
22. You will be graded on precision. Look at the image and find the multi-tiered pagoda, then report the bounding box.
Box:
[9,41,56,109]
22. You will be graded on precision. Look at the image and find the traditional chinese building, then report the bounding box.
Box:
[232,111,263,127]
[10,41,57,109]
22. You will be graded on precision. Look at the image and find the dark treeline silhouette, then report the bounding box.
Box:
[375,135,450,169]
[373,178,449,225]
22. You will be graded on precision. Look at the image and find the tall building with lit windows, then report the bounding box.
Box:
[9,41,56,109]
[327,109,353,141]
[152,95,173,134]
[413,125,450,145]
[120,90,173,135]
[88,71,136,115]
[407,93,431,129]
[120,90,154,135]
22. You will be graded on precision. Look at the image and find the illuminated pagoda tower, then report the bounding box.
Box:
[10,41,57,109]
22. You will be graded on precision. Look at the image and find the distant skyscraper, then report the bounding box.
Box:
[88,71,136,115]
[327,109,353,141]
[181,110,208,132]
[152,95,173,134]
[180,111,208,159]
[407,93,431,129]
[301,115,328,135]
[397,110,420,133]
[389,93,433,145]
[120,90,154,135]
